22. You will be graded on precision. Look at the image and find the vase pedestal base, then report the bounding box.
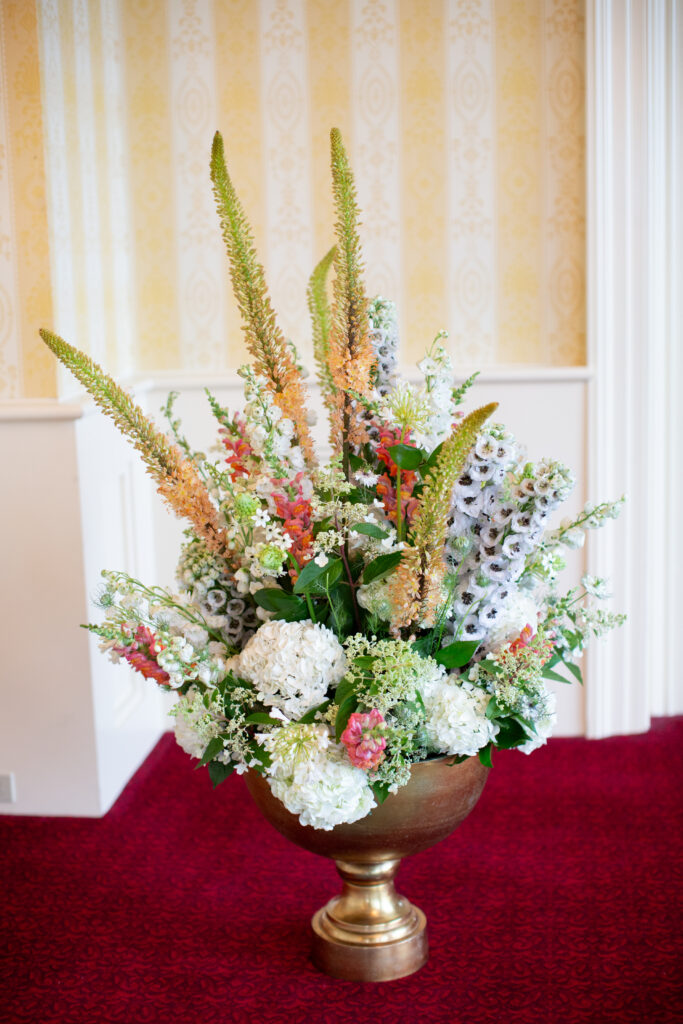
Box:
[310,857,428,982]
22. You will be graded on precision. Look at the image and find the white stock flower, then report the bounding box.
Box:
[234,619,347,719]
[420,678,498,758]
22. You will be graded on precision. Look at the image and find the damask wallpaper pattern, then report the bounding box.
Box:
[0,0,585,399]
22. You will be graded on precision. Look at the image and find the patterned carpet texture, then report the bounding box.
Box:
[1,719,681,1024]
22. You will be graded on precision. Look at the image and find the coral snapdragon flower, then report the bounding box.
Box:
[509,624,535,653]
[115,624,170,687]
[341,710,387,771]
[273,473,314,570]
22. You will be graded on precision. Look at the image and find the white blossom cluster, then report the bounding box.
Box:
[238,366,304,477]
[367,296,399,396]
[231,619,347,720]
[172,685,250,769]
[96,572,230,689]
[263,723,376,830]
[420,676,499,757]
[517,690,557,755]
[444,429,575,647]
[176,535,260,648]
[414,336,457,453]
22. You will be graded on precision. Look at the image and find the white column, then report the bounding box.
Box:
[585,0,682,736]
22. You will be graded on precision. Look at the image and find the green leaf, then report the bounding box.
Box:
[335,693,359,742]
[244,712,282,726]
[386,443,427,470]
[485,696,502,720]
[563,659,583,685]
[198,736,225,768]
[542,665,573,684]
[207,761,235,788]
[298,700,331,725]
[424,441,445,469]
[434,639,480,669]
[362,551,403,585]
[327,583,356,639]
[334,677,356,706]
[370,781,392,805]
[493,717,529,750]
[447,754,469,766]
[248,741,272,770]
[412,634,436,659]
[478,743,493,767]
[351,522,390,540]
[253,589,303,614]
[294,557,343,594]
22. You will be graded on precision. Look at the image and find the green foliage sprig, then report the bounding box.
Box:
[307,245,336,402]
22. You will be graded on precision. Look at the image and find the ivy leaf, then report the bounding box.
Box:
[362,551,403,585]
[351,522,390,540]
[370,781,392,805]
[387,443,427,470]
[207,761,235,788]
[198,736,225,768]
[293,557,343,594]
[298,700,331,725]
[434,639,480,669]
[335,693,359,742]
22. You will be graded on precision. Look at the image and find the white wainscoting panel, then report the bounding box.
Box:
[0,399,167,816]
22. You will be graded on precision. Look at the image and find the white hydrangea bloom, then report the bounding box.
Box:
[234,619,347,719]
[518,690,557,754]
[421,678,499,757]
[485,590,540,652]
[265,724,376,830]
[173,687,232,764]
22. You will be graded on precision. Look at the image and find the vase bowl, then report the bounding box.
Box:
[245,755,489,982]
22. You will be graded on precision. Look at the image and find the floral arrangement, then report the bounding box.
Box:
[40,129,624,831]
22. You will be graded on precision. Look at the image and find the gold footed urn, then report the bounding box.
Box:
[245,755,489,982]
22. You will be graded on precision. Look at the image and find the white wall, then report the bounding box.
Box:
[0,399,167,816]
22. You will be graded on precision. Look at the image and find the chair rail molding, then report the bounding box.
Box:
[585,0,682,736]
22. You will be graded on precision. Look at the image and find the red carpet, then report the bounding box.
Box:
[1,719,681,1024]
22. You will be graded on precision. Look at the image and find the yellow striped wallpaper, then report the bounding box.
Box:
[0,0,585,400]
